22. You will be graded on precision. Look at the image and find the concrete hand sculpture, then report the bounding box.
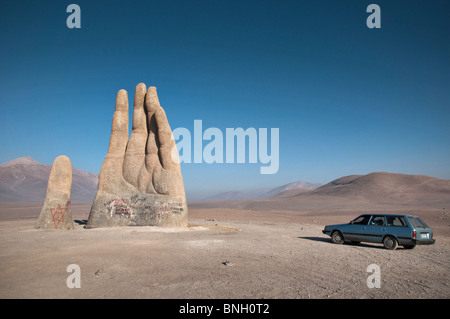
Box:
[86,83,188,228]
[35,155,74,230]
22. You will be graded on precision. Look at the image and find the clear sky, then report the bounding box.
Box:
[1,0,449,199]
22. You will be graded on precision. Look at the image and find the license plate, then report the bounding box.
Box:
[421,233,429,239]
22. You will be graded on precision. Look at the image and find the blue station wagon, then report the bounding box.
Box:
[322,214,435,250]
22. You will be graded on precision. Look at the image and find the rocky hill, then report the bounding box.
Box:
[0,157,98,203]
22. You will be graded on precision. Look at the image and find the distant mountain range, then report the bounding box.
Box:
[204,181,322,200]
[0,157,323,203]
[2,157,449,211]
[279,172,450,204]
[197,172,450,211]
[0,157,98,203]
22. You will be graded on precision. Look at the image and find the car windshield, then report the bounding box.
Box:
[407,216,429,228]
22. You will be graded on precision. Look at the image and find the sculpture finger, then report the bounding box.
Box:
[155,106,179,169]
[138,86,160,193]
[142,114,160,194]
[145,86,160,116]
[124,83,148,187]
[145,87,162,169]
[107,89,129,155]
[126,83,147,155]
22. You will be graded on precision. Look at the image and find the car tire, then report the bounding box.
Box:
[383,236,398,250]
[331,231,344,244]
[403,245,416,250]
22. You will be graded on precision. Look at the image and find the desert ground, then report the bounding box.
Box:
[0,201,448,299]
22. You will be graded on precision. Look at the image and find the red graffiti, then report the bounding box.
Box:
[50,201,70,228]
[111,199,129,206]
[110,199,130,215]
[155,211,167,221]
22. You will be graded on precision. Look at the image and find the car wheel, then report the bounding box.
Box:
[403,245,416,250]
[331,231,344,244]
[383,236,398,250]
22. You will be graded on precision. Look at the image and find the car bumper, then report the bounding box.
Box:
[322,230,331,236]
[414,239,436,245]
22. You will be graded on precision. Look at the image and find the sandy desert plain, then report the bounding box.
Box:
[0,182,449,299]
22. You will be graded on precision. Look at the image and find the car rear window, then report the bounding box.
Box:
[407,216,429,228]
[386,216,407,227]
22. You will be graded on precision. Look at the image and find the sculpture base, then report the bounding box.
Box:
[85,193,188,228]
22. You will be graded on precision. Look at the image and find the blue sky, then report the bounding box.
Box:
[1,0,449,199]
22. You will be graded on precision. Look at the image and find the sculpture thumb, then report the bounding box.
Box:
[35,155,74,230]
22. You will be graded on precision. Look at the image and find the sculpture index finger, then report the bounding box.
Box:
[108,89,129,155]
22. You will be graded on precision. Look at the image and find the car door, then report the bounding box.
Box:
[385,215,410,245]
[343,215,371,242]
[365,215,387,243]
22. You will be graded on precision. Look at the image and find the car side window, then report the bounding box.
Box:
[352,215,371,225]
[369,216,385,226]
[386,216,407,227]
